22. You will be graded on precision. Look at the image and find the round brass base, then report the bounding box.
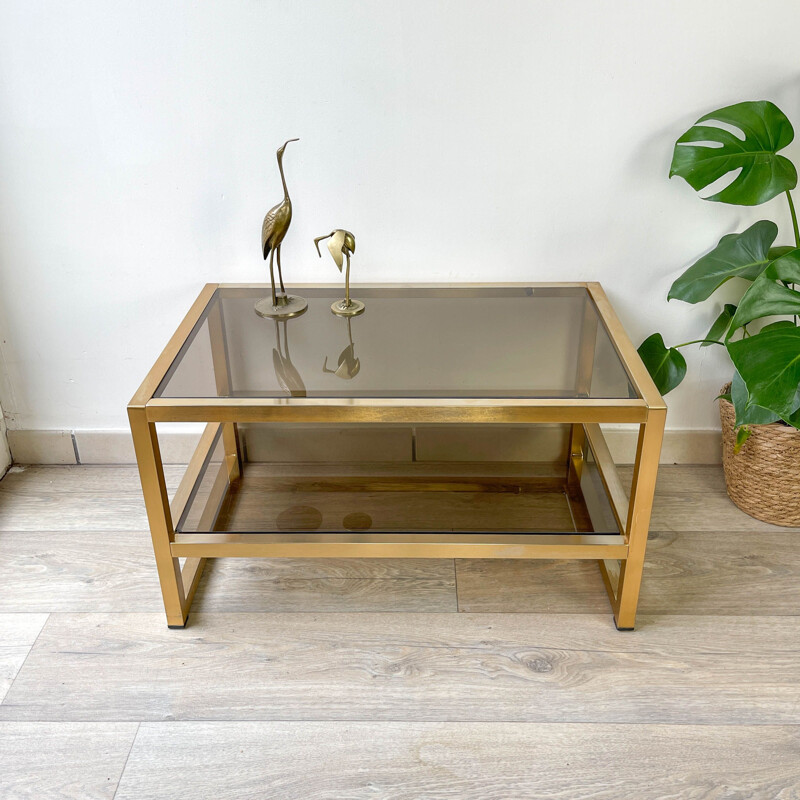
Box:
[255,294,308,320]
[331,298,365,317]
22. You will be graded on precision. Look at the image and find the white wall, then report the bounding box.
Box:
[0,0,799,436]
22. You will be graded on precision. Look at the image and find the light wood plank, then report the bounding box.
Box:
[115,721,800,800]
[0,722,138,800]
[0,466,185,531]
[640,530,800,614]
[456,559,610,613]
[0,493,149,531]
[650,493,800,532]
[457,529,800,615]
[0,614,48,703]
[617,464,800,531]
[0,531,456,612]
[0,532,163,612]
[3,613,798,723]
[201,557,455,581]
[193,558,456,612]
[618,464,726,493]
[0,465,185,494]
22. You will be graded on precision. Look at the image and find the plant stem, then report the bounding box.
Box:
[790,192,800,326]
[673,339,725,348]
[787,190,800,248]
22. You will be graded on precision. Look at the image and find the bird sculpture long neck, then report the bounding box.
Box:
[277,153,290,202]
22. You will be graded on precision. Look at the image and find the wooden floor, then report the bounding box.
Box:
[0,464,798,798]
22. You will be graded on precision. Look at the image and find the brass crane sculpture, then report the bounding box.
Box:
[314,229,365,317]
[255,138,308,319]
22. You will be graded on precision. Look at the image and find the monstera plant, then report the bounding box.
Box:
[639,100,800,452]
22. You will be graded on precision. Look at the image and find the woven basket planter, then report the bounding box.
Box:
[719,384,800,526]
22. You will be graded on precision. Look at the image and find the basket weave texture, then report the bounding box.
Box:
[719,385,800,527]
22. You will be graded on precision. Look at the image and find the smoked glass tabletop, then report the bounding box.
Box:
[155,286,636,401]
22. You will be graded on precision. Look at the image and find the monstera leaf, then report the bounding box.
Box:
[702,303,737,346]
[668,220,777,303]
[670,100,797,205]
[729,249,800,331]
[637,333,687,395]
[763,247,800,285]
[730,370,779,427]
[769,245,797,261]
[728,371,780,454]
[730,278,800,331]
[728,325,800,418]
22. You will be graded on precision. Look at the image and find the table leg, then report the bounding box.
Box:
[129,406,188,627]
[613,408,665,630]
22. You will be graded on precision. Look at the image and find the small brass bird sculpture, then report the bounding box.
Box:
[314,229,365,316]
[255,138,307,319]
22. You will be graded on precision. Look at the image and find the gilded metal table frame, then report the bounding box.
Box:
[128,282,666,630]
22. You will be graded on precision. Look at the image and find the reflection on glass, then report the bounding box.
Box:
[322,317,361,380]
[271,319,306,397]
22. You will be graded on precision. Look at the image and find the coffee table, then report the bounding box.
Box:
[129,284,665,630]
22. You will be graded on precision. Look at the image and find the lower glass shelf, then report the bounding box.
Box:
[175,432,619,536]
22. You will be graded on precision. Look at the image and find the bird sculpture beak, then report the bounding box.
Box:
[314,232,333,258]
[277,138,299,155]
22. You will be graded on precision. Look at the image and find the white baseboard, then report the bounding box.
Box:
[603,428,721,465]
[8,429,202,465]
[6,426,723,466]
[7,430,77,465]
